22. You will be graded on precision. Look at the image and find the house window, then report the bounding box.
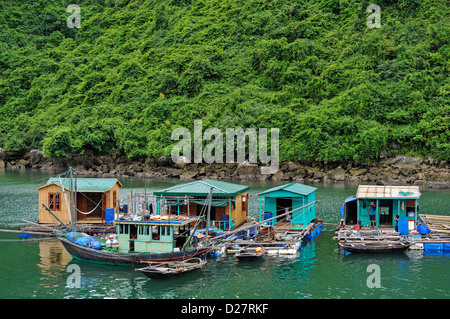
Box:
[113,190,117,208]
[242,195,248,212]
[48,193,61,211]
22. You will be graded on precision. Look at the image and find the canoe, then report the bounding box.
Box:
[58,237,210,266]
[235,246,265,261]
[137,257,206,280]
[339,241,411,254]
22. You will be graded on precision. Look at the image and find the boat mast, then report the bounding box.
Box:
[205,187,213,239]
[69,167,76,231]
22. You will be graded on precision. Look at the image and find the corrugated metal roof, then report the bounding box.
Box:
[40,178,121,192]
[356,185,421,199]
[154,179,249,197]
[257,182,317,197]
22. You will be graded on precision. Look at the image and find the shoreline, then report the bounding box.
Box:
[0,149,448,189]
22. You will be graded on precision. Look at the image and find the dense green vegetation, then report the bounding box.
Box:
[0,0,448,163]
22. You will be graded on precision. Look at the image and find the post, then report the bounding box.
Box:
[69,167,76,231]
[42,204,69,230]
[205,188,213,238]
[258,196,262,222]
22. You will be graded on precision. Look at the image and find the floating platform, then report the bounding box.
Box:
[335,223,450,254]
[218,219,323,256]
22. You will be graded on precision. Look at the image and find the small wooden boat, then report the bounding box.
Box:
[339,241,411,254]
[137,257,206,280]
[235,246,265,260]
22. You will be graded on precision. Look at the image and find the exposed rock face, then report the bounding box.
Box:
[1,151,448,188]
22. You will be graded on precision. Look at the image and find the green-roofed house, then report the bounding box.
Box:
[257,182,317,230]
[36,177,122,225]
[153,179,250,230]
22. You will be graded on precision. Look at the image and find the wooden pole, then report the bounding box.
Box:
[205,188,213,239]
[0,229,56,236]
[213,200,318,241]
[42,204,69,230]
[69,168,76,231]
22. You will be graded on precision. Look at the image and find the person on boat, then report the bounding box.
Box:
[336,219,346,230]
[366,200,377,230]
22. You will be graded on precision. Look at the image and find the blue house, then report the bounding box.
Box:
[339,185,421,230]
[257,182,317,230]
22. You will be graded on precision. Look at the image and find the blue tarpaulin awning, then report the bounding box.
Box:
[339,196,357,217]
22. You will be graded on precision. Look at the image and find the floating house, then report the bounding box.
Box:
[339,185,421,230]
[153,179,250,230]
[257,182,317,230]
[36,177,122,225]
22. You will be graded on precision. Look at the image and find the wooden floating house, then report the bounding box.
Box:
[340,185,421,231]
[257,182,317,230]
[153,179,250,231]
[36,177,122,226]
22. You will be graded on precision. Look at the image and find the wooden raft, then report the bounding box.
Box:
[419,214,450,234]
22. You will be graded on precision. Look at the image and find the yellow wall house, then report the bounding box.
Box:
[153,179,250,231]
[36,178,122,225]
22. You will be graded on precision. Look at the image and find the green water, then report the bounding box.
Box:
[0,169,449,299]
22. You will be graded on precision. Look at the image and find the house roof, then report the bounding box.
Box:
[257,182,317,197]
[356,185,420,199]
[153,179,249,197]
[36,178,122,192]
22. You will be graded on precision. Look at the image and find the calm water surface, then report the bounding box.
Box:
[0,169,448,299]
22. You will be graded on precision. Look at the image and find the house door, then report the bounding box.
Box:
[276,198,292,221]
[77,193,87,221]
[345,200,358,225]
[379,199,393,226]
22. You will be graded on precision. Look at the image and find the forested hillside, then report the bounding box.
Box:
[0,0,448,163]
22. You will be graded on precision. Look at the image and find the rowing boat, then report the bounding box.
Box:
[339,241,411,254]
[137,257,206,280]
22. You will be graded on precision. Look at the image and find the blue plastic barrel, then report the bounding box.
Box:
[398,218,409,235]
[105,208,115,224]
[264,212,272,226]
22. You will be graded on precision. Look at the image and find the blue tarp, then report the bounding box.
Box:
[339,196,357,217]
[67,232,102,250]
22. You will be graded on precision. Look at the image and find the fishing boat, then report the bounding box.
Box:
[58,216,211,265]
[235,245,265,260]
[57,182,216,265]
[136,257,206,280]
[338,241,411,254]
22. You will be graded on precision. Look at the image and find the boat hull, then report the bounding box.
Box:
[59,238,210,266]
[137,258,206,280]
[235,253,262,261]
[339,242,411,254]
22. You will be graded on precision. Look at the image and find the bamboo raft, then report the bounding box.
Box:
[419,214,450,234]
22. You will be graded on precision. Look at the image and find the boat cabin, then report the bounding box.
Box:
[340,185,421,229]
[36,177,122,225]
[115,217,198,253]
[257,182,317,229]
[153,179,250,231]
